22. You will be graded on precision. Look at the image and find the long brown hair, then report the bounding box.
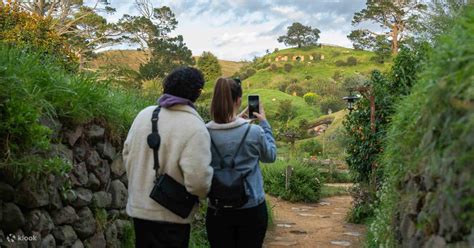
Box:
[210,78,242,123]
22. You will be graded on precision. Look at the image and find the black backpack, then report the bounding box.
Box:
[208,124,251,209]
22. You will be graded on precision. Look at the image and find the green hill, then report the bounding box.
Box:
[243,45,390,90]
[241,89,321,125]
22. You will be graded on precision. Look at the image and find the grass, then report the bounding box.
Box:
[241,89,322,126]
[320,185,350,198]
[245,45,391,90]
[261,160,322,202]
[0,44,150,178]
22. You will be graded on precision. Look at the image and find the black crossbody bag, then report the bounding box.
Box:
[147,106,198,218]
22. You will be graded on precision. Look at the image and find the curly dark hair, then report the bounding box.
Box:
[163,66,205,102]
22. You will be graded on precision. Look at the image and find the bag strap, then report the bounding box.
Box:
[209,124,251,169]
[150,106,161,178]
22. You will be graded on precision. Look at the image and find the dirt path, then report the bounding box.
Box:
[264,195,365,248]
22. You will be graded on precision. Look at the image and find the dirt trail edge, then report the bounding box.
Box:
[264,194,365,248]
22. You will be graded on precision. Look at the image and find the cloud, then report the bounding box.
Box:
[92,0,368,60]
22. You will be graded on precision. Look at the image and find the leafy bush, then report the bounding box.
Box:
[312,52,322,61]
[262,160,322,202]
[0,3,77,70]
[346,56,358,66]
[283,63,293,72]
[275,99,296,122]
[197,51,222,82]
[299,139,322,155]
[368,9,474,247]
[285,83,304,96]
[319,97,345,114]
[303,92,319,105]
[269,63,279,71]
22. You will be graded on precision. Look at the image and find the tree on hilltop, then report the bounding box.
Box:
[348,0,427,55]
[277,22,321,48]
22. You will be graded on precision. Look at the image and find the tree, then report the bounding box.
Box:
[197,51,222,82]
[139,36,194,80]
[16,0,123,67]
[348,0,427,55]
[277,22,321,48]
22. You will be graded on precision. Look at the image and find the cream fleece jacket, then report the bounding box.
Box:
[123,104,213,224]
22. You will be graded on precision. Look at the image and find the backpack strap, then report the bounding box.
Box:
[231,124,251,168]
[209,124,252,169]
[147,106,161,178]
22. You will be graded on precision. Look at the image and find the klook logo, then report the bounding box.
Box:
[5,233,38,243]
[6,234,16,242]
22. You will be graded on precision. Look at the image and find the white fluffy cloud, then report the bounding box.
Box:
[93,0,366,61]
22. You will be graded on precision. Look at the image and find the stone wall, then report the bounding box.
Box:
[0,124,131,248]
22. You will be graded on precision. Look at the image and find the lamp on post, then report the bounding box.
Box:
[342,91,360,112]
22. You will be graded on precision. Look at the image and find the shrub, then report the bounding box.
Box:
[283,63,293,72]
[332,70,344,82]
[285,83,304,96]
[261,160,322,202]
[299,139,322,155]
[197,51,222,82]
[275,99,296,122]
[0,3,77,69]
[269,63,279,71]
[303,92,319,105]
[335,60,346,67]
[346,56,358,66]
[256,62,270,70]
[319,97,345,114]
[332,51,341,57]
[278,81,290,92]
[368,9,474,247]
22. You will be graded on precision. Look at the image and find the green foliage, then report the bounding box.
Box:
[121,221,135,248]
[343,71,392,183]
[372,35,392,64]
[139,36,194,80]
[275,99,296,122]
[277,22,321,48]
[190,202,209,248]
[320,185,350,198]
[347,183,375,224]
[285,83,304,96]
[0,3,78,70]
[197,51,222,82]
[298,139,322,156]
[93,208,108,232]
[349,0,426,54]
[346,56,358,66]
[303,92,319,105]
[0,44,149,177]
[261,160,322,202]
[319,96,345,114]
[283,63,293,72]
[368,8,474,246]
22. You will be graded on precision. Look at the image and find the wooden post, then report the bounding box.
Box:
[285,166,293,190]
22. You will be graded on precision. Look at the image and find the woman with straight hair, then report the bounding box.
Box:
[205,78,277,248]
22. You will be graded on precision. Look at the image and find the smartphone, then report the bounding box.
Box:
[248,95,260,119]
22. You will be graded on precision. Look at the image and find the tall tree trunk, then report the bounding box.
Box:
[391,24,399,55]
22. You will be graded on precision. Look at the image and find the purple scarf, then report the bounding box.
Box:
[158,94,196,109]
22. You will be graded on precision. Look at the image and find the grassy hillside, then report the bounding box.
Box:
[241,89,321,125]
[88,50,246,77]
[244,45,390,90]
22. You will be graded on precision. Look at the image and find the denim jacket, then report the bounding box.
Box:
[206,118,277,209]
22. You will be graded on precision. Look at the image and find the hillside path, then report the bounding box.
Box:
[264,194,365,248]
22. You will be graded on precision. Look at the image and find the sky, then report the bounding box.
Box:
[96,0,368,61]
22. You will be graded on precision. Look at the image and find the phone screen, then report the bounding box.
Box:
[248,95,259,119]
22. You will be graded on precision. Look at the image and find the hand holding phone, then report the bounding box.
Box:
[248,95,259,119]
